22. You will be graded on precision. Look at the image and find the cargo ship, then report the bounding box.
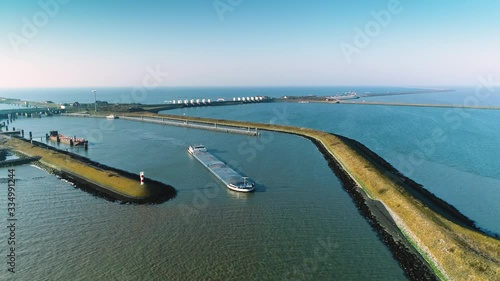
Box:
[47,131,88,149]
[188,145,255,192]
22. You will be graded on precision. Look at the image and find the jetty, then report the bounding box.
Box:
[126,112,500,280]
[2,96,499,278]
[279,97,500,110]
[338,100,500,110]
[0,135,176,203]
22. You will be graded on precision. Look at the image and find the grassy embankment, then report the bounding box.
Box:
[130,112,499,280]
[1,136,175,203]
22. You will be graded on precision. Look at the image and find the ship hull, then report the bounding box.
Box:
[188,146,255,193]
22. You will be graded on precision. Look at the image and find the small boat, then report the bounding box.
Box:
[106,114,118,119]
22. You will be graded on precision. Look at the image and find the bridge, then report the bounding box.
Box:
[0,107,65,118]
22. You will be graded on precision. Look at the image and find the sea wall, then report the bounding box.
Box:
[129,112,499,281]
[307,136,437,280]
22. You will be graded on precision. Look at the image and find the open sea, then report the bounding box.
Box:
[0,86,499,280]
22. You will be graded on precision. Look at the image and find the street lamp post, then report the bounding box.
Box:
[92,90,97,114]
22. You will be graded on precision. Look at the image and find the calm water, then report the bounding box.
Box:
[166,93,500,235]
[363,87,500,106]
[0,116,406,280]
[1,86,499,280]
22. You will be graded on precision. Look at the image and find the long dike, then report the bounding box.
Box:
[126,112,499,281]
[0,135,176,204]
[339,100,500,110]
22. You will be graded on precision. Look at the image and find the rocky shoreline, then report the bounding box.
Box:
[337,134,476,229]
[307,135,438,281]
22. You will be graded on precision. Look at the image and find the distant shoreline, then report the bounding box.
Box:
[1,101,498,279]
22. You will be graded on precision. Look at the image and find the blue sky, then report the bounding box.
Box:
[0,0,499,87]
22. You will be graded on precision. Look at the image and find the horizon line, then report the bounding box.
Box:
[0,85,469,90]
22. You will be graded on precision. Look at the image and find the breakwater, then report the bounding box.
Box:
[275,96,500,110]
[307,136,437,280]
[126,112,499,280]
[339,100,500,110]
[1,136,177,204]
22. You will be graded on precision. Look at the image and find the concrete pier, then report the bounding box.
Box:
[120,115,259,136]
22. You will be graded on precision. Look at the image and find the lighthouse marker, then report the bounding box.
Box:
[140,171,144,185]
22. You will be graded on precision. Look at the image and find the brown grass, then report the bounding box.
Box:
[1,137,152,199]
